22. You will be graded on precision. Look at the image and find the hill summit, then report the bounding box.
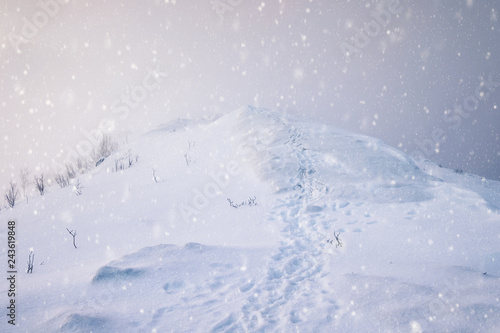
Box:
[3,106,500,332]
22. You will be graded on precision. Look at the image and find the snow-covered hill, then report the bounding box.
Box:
[2,106,500,332]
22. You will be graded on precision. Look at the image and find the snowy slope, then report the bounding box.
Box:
[2,106,500,332]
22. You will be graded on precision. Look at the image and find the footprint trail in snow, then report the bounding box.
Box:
[233,125,338,331]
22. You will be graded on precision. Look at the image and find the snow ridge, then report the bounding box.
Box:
[231,124,334,331]
[2,106,500,332]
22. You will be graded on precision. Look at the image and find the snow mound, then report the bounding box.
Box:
[3,106,500,332]
[60,314,110,333]
[82,243,271,332]
[223,106,438,204]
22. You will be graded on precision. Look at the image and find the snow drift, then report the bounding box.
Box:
[2,106,500,332]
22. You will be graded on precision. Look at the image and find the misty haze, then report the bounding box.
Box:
[1,1,500,332]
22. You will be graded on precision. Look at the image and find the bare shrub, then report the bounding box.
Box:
[34,174,45,196]
[4,181,19,208]
[95,134,117,160]
[27,251,34,274]
[19,168,30,202]
[227,196,257,208]
[114,158,125,172]
[55,173,70,188]
[65,163,77,179]
[74,156,95,174]
[112,153,138,172]
[73,179,83,196]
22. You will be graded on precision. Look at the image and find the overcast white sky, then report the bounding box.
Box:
[1,0,499,191]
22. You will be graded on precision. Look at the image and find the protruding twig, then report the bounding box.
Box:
[66,228,77,249]
[27,251,34,274]
[184,153,194,166]
[74,179,83,196]
[248,196,257,206]
[333,231,343,248]
[227,196,258,208]
[327,231,343,248]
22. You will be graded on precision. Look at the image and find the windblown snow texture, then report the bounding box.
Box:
[2,106,500,332]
